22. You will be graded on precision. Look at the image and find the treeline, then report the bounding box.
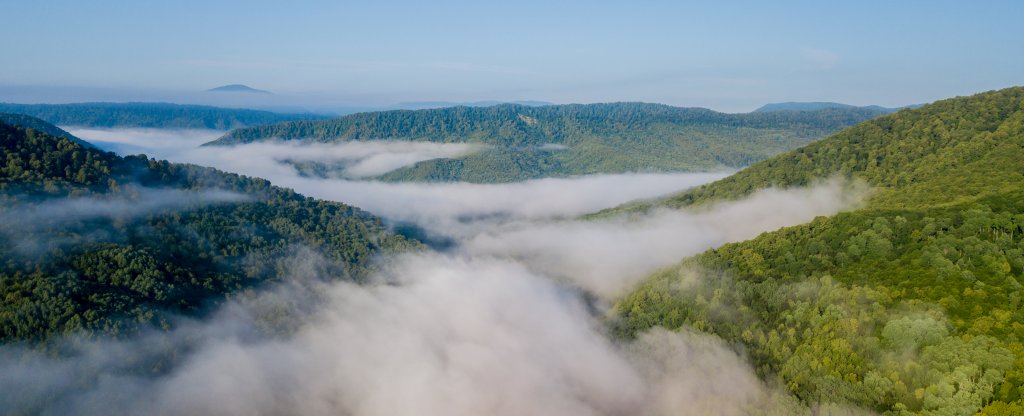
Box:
[0,102,328,129]
[207,102,890,182]
[611,86,1024,414]
[210,102,889,145]
[601,87,1024,215]
[0,113,90,146]
[0,118,416,345]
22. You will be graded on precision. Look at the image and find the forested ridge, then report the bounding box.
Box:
[0,102,328,129]
[207,102,890,183]
[598,87,1024,216]
[0,113,90,147]
[612,87,1024,414]
[0,117,415,345]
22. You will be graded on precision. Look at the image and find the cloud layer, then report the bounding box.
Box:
[0,252,811,416]
[0,128,872,415]
[69,127,480,178]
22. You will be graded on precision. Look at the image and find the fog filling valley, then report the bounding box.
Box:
[0,186,251,258]
[0,128,867,415]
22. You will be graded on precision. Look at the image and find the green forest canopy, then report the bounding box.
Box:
[0,113,91,146]
[207,102,891,183]
[0,116,416,345]
[611,86,1024,415]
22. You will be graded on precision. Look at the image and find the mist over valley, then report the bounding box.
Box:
[2,2,1023,414]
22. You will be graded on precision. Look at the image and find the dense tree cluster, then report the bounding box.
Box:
[0,113,90,146]
[0,102,327,129]
[607,87,1024,214]
[209,103,890,183]
[0,119,416,345]
[612,87,1024,414]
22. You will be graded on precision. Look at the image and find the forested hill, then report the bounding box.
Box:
[0,119,416,345]
[0,113,90,147]
[205,103,890,183]
[601,86,1024,215]
[0,102,329,129]
[613,87,1024,414]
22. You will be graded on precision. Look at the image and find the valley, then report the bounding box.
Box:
[1,87,1022,414]
[2,3,1021,412]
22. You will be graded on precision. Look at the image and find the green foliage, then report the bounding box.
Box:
[603,87,1024,215]
[0,102,328,129]
[612,86,1024,414]
[0,120,416,345]
[0,113,90,146]
[208,103,889,183]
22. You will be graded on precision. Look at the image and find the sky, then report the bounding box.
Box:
[1,0,1022,112]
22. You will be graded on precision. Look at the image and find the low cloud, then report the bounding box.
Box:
[69,128,480,178]
[538,143,568,151]
[69,128,730,227]
[0,252,811,416]
[63,127,222,155]
[463,180,865,299]
[250,140,480,178]
[2,128,875,415]
[282,173,729,234]
[1,187,249,230]
[1,186,250,256]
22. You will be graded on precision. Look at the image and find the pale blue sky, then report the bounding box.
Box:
[1,0,1022,111]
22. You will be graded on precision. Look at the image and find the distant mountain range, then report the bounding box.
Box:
[754,101,918,113]
[206,102,893,183]
[206,84,272,94]
[0,102,328,129]
[391,100,553,110]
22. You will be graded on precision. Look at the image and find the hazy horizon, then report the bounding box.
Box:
[3,1,1021,113]
[0,84,932,115]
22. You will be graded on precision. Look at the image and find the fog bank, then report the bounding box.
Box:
[0,252,811,416]
[0,127,875,415]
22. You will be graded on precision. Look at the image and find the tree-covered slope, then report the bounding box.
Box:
[206,103,890,183]
[0,102,328,129]
[601,87,1024,216]
[0,113,91,147]
[612,87,1024,414]
[0,120,416,345]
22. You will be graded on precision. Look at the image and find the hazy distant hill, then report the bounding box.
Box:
[611,86,1024,414]
[0,102,327,129]
[754,101,903,113]
[206,84,272,94]
[0,118,415,344]
[392,100,553,110]
[207,103,891,183]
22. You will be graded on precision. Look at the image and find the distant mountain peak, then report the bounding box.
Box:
[754,101,908,113]
[206,84,272,94]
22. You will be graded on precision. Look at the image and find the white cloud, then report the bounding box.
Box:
[462,180,864,299]
[0,252,810,416]
[2,128,872,415]
[69,128,479,178]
